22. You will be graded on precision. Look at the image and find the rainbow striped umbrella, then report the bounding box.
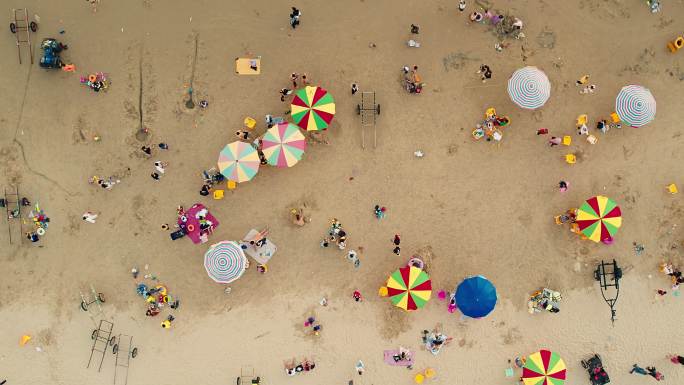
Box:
[204,241,248,284]
[261,122,307,168]
[218,141,260,183]
[386,266,432,311]
[615,85,656,127]
[508,66,551,110]
[522,349,567,385]
[291,86,336,131]
[576,196,622,243]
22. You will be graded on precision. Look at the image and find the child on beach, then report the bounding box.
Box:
[280,88,293,102]
[477,64,492,82]
[459,0,466,11]
[353,290,362,302]
[291,72,299,88]
[290,7,301,28]
[82,211,98,224]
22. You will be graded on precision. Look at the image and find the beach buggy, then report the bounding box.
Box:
[581,354,610,385]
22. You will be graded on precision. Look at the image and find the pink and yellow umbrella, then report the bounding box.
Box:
[217,141,260,183]
[291,86,336,131]
[261,122,307,168]
[522,349,567,385]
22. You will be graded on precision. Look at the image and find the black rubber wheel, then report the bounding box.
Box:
[29,22,37,32]
[581,360,588,369]
[109,336,116,346]
[0,198,5,207]
[112,344,118,354]
[81,301,88,311]
[131,347,138,358]
[595,353,602,361]
[376,104,381,115]
[10,23,16,34]
[236,377,241,385]
[91,330,97,340]
[356,104,360,115]
[97,293,105,303]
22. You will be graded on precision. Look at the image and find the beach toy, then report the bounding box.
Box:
[36,227,45,236]
[485,107,496,119]
[668,37,684,53]
[414,373,425,384]
[667,184,678,194]
[562,136,572,146]
[472,128,485,140]
[587,135,598,144]
[186,224,195,232]
[213,190,225,200]
[88,74,97,83]
[62,64,75,72]
[20,335,31,346]
[437,290,447,301]
[425,368,436,378]
[227,180,237,190]
[564,154,576,164]
[244,117,256,129]
[576,114,588,126]
[378,286,388,297]
[602,236,614,245]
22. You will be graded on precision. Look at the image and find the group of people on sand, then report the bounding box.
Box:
[321,218,347,250]
[659,263,684,291]
[284,357,316,376]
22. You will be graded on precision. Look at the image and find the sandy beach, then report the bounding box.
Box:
[1,0,684,384]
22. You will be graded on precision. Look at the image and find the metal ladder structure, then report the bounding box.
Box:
[2,187,23,244]
[9,8,36,64]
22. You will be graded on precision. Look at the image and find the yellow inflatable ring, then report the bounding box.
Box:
[88,74,97,83]
[155,285,167,296]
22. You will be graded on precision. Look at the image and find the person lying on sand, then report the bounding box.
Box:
[290,208,309,227]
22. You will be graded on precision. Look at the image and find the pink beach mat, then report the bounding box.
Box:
[383,350,414,366]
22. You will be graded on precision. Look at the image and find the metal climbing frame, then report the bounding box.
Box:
[9,8,38,64]
[87,319,116,372]
[356,91,380,149]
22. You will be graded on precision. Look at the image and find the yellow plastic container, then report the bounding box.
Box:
[227,180,237,190]
[576,114,588,126]
[244,117,256,129]
[565,154,577,164]
[667,184,678,194]
[213,190,225,200]
[610,112,620,123]
[414,373,425,384]
[562,136,572,146]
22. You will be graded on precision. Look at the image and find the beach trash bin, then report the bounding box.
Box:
[562,136,572,146]
[667,184,678,194]
[213,190,225,200]
[244,117,257,130]
[564,154,576,164]
[414,373,425,384]
[227,180,237,190]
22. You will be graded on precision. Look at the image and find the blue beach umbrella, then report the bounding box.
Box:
[455,275,497,318]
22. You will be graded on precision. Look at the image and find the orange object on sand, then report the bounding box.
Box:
[62,64,75,72]
[610,112,620,123]
[20,335,31,346]
[668,37,684,53]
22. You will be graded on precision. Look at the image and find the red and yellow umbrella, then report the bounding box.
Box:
[522,349,567,385]
[386,266,432,311]
[291,86,335,131]
[576,195,622,243]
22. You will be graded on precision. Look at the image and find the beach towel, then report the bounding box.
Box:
[235,58,261,75]
[241,229,276,264]
[383,350,414,366]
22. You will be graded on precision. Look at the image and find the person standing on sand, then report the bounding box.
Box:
[355,360,365,375]
[459,0,466,11]
[280,88,293,102]
[351,83,359,95]
[290,7,301,29]
[669,355,684,365]
[82,211,98,224]
[291,73,299,88]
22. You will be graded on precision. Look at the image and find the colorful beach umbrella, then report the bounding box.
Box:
[217,141,260,183]
[615,85,656,127]
[576,195,622,243]
[261,122,307,168]
[386,266,432,311]
[522,349,567,385]
[455,275,497,318]
[507,66,551,110]
[291,86,336,131]
[204,241,248,284]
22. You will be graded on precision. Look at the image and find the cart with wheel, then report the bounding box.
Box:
[356,91,380,149]
[80,285,106,312]
[1,186,27,244]
[236,366,261,384]
[87,319,116,372]
[113,334,138,385]
[8,8,37,64]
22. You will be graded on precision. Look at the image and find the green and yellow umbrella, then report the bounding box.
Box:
[576,195,622,243]
[386,266,432,311]
[290,86,336,131]
[522,349,567,385]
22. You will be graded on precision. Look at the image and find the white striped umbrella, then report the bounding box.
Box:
[615,85,656,127]
[204,241,247,284]
[507,66,551,110]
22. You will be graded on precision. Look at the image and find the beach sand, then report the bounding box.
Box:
[1,0,684,384]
